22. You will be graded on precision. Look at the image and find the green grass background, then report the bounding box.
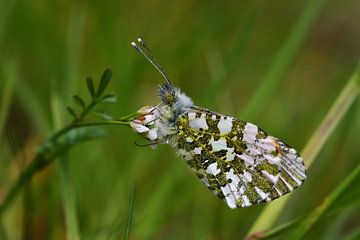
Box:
[0,0,359,239]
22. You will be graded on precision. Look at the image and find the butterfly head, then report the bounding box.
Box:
[158,82,176,105]
[130,38,193,145]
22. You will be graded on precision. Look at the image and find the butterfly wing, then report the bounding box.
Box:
[173,106,306,208]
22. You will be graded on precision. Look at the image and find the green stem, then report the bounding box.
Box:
[0,155,41,217]
[118,112,138,121]
[49,120,130,143]
[79,100,97,120]
[0,119,130,218]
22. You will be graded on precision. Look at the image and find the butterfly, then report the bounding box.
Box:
[130,38,306,208]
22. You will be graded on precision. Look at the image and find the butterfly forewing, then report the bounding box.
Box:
[173,106,306,208]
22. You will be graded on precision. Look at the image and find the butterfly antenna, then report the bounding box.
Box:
[131,38,172,86]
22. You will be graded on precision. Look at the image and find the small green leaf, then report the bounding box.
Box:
[67,106,77,119]
[99,94,117,103]
[86,77,96,99]
[72,95,86,109]
[93,110,114,120]
[66,127,106,144]
[96,68,112,98]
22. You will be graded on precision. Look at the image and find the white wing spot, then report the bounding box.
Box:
[243,171,252,182]
[226,169,241,185]
[243,123,258,143]
[189,113,209,130]
[188,112,196,120]
[209,138,227,151]
[226,148,235,161]
[258,137,277,151]
[217,116,233,135]
[194,147,202,155]
[207,162,221,176]
[264,154,282,165]
[242,195,251,207]
[254,186,269,200]
[246,145,262,155]
[261,170,279,184]
[221,186,237,209]
[239,154,254,166]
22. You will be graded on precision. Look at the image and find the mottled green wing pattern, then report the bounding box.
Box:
[173,106,306,208]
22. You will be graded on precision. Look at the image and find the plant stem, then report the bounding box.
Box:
[0,119,130,218]
[49,120,130,143]
[79,100,97,120]
[0,155,41,217]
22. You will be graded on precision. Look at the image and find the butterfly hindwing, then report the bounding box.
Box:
[173,106,306,208]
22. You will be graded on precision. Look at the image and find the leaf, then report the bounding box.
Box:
[99,94,117,103]
[96,68,112,98]
[93,110,114,120]
[67,106,77,119]
[66,127,107,145]
[72,95,86,109]
[86,77,96,99]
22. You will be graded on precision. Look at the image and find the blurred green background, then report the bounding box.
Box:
[0,0,359,239]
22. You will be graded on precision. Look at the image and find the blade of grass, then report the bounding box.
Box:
[0,0,17,43]
[0,60,16,139]
[62,3,87,97]
[247,62,360,237]
[260,163,360,239]
[51,85,81,240]
[242,0,328,119]
[285,163,360,239]
[259,215,304,239]
[58,155,81,240]
[55,4,87,239]
[125,181,136,240]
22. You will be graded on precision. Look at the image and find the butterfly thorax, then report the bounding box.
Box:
[155,85,194,144]
[131,84,194,146]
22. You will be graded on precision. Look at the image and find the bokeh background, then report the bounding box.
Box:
[0,0,359,239]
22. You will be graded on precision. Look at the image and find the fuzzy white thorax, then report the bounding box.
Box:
[173,88,193,110]
[131,88,194,146]
[154,88,193,144]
